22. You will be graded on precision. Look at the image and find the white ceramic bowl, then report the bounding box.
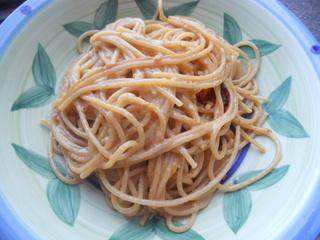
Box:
[0,1,320,239]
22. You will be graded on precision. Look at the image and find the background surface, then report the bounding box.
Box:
[281,0,320,41]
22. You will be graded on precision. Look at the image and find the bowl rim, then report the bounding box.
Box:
[0,0,319,239]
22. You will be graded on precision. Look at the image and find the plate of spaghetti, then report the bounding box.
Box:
[0,0,320,239]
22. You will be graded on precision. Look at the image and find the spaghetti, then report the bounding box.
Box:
[49,0,281,232]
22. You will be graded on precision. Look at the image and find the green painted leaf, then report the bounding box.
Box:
[223,189,252,234]
[32,43,56,90]
[165,0,199,16]
[239,39,281,58]
[110,220,154,240]
[63,21,95,38]
[11,143,55,179]
[135,0,157,19]
[11,86,53,111]
[155,219,205,240]
[53,155,69,177]
[47,179,80,225]
[268,109,309,138]
[223,13,242,45]
[264,77,292,113]
[235,165,290,191]
[94,0,118,30]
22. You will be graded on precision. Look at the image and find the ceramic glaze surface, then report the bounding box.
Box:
[0,1,319,240]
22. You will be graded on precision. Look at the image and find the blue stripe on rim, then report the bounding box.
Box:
[0,0,53,59]
[0,192,38,240]
[0,1,51,239]
[0,0,319,239]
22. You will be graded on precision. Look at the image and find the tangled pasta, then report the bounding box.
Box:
[49,0,281,232]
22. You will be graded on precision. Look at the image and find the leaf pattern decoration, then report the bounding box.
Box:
[223,13,242,45]
[64,0,118,37]
[240,39,281,58]
[165,0,199,16]
[223,13,281,58]
[47,179,81,225]
[11,43,56,111]
[11,86,53,111]
[234,165,290,191]
[223,189,252,234]
[110,220,154,240]
[12,143,80,225]
[134,0,156,19]
[63,21,95,38]
[109,217,205,240]
[94,0,118,29]
[155,219,205,240]
[264,77,292,113]
[263,77,309,138]
[32,43,56,91]
[268,110,309,138]
[11,143,55,179]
